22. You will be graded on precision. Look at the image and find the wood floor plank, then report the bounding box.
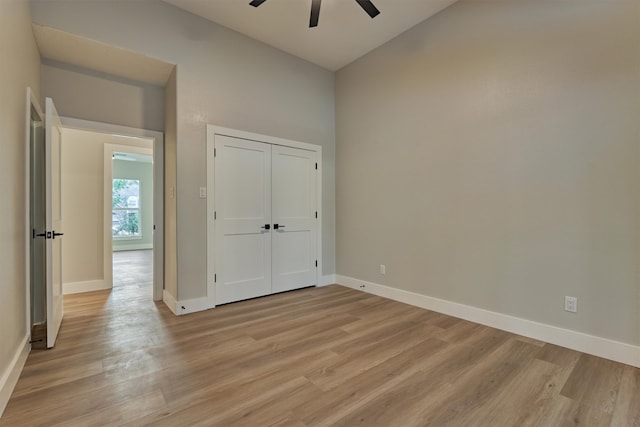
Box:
[329,339,539,426]
[2,250,639,426]
[212,379,321,427]
[52,389,167,427]
[463,358,563,426]
[528,394,581,427]
[307,322,443,391]
[2,372,164,426]
[610,365,640,426]
[295,337,449,425]
[560,353,625,425]
[10,360,104,399]
[536,342,583,368]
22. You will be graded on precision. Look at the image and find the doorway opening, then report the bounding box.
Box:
[109,148,154,297]
[58,118,164,302]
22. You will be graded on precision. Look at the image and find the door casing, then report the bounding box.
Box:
[25,87,44,336]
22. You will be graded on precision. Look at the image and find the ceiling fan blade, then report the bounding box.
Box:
[355,0,380,18]
[249,0,267,7]
[310,0,321,27]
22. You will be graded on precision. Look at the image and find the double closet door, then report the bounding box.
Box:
[214,135,318,305]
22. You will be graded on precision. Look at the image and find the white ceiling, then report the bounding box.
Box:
[163,0,458,71]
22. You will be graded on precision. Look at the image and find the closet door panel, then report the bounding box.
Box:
[214,135,272,304]
[272,145,317,293]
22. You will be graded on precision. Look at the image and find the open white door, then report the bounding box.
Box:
[45,97,64,348]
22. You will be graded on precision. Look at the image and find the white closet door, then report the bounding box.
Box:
[271,145,317,293]
[214,135,272,305]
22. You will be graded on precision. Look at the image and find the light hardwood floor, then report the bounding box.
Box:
[2,251,639,426]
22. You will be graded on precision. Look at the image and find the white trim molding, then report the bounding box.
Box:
[25,88,44,342]
[175,297,213,315]
[63,280,110,295]
[336,275,640,368]
[162,290,178,315]
[112,244,154,252]
[318,274,337,287]
[162,291,213,316]
[0,335,30,417]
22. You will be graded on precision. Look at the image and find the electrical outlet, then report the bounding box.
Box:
[199,187,207,198]
[564,296,578,313]
[379,264,386,275]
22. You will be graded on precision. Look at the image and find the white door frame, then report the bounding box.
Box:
[206,125,322,308]
[24,87,43,336]
[61,117,165,301]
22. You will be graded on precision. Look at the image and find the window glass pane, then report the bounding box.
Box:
[113,179,140,209]
[112,210,140,237]
[112,179,141,237]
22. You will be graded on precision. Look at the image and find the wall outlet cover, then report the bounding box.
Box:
[564,296,578,313]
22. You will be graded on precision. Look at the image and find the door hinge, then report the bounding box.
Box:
[214,148,217,157]
[315,211,318,219]
[315,162,317,170]
[214,211,217,220]
[315,260,318,268]
[214,274,217,283]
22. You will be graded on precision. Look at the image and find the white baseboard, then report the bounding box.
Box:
[163,290,178,315]
[175,296,213,315]
[336,275,640,368]
[63,280,110,295]
[0,335,29,417]
[113,244,153,252]
[318,274,336,287]
[162,290,214,316]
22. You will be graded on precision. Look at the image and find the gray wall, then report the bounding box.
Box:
[60,128,105,284]
[31,0,336,302]
[41,60,165,132]
[0,0,40,409]
[336,0,640,345]
[112,159,154,251]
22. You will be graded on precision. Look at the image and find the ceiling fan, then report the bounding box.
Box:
[249,0,380,28]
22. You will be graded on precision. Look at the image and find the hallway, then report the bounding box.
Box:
[112,249,153,295]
